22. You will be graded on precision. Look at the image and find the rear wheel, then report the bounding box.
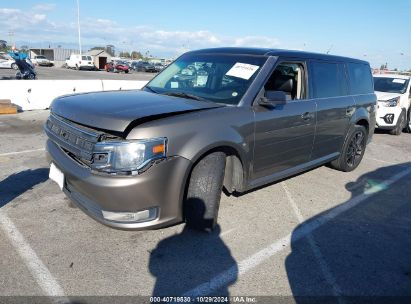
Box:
[331,125,367,172]
[390,110,405,135]
[184,152,226,231]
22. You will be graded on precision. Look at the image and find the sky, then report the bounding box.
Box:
[0,0,410,69]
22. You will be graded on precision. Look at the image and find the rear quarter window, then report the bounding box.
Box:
[347,63,373,95]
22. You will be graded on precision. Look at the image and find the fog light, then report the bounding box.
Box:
[102,207,157,223]
[383,114,395,124]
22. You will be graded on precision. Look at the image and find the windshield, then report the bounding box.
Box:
[373,77,409,94]
[145,53,267,105]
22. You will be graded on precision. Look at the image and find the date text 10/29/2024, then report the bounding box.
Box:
[150,296,257,303]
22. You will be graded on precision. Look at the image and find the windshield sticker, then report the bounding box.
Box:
[171,82,179,89]
[226,63,260,80]
[196,75,208,87]
[392,79,406,84]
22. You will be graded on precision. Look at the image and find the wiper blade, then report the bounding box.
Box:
[144,86,158,94]
[161,91,207,102]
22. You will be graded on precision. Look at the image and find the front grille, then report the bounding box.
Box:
[45,113,102,163]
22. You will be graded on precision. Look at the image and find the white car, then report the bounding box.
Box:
[31,55,53,67]
[66,54,95,70]
[0,53,17,69]
[374,74,411,135]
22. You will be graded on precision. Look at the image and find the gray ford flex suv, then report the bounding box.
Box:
[45,48,376,231]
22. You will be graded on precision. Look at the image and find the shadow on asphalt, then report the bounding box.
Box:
[149,199,238,298]
[0,168,49,208]
[286,162,411,303]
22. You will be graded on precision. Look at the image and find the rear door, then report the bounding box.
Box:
[252,59,317,182]
[309,60,354,159]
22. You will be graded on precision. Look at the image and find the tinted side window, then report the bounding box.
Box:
[347,63,373,94]
[311,61,343,98]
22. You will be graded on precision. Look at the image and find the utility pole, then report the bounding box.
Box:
[76,0,82,55]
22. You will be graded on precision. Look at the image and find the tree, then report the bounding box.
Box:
[119,51,130,58]
[131,51,143,60]
[90,46,105,51]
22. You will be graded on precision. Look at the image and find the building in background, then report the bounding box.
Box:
[29,48,79,67]
[106,45,115,56]
[87,49,112,69]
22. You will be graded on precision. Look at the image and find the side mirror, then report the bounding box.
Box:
[258,90,288,107]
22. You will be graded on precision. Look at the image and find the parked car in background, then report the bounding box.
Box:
[105,61,130,73]
[154,63,165,72]
[66,54,95,70]
[31,55,54,67]
[45,48,376,231]
[131,61,156,72]
[0,53,17,69]
[374,74,411,135]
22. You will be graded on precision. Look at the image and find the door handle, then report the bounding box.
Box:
[346,106,355,117]
[301,112,314,121]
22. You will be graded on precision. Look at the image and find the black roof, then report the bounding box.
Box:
[188,47,368,65]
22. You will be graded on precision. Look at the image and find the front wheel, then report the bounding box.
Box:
[390,110,405,135]
[404,108,411,133]
[330,125,367,172]
[184,152,226,231]
[11,63,17,70]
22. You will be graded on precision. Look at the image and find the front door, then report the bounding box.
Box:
[252,60,317,182]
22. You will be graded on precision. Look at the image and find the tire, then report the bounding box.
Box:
[125,70,129,74]
[11,63,17,70]
[330,125,368,172]
[75,65,79,71]
[389,110,405,135]
[184,152,226,231]
[404,108,411,133]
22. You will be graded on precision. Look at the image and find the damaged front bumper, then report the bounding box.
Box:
[46,139,192,230]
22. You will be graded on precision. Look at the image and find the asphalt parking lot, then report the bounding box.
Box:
[0,66,156,81]
[1,110,411,303]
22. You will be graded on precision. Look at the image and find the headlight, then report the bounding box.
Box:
[91,138,167,174]
[381,97,400,107]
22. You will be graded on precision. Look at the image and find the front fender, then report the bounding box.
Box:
[126,106,254,180]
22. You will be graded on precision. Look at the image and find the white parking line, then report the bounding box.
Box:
[184,165,411,296]
[365,156,408,167]
[220,228,236,238]
[0,210,66,299]
[282,182,343,301]
[0,148,45,157]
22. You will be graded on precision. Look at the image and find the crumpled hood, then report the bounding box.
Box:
[375,91,401,101]
[51,90,223,133]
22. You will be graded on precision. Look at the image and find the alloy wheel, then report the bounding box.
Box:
[346,131,365,168]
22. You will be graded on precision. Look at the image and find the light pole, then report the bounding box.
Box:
[76,0,82,55]
[8,31,14,48]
